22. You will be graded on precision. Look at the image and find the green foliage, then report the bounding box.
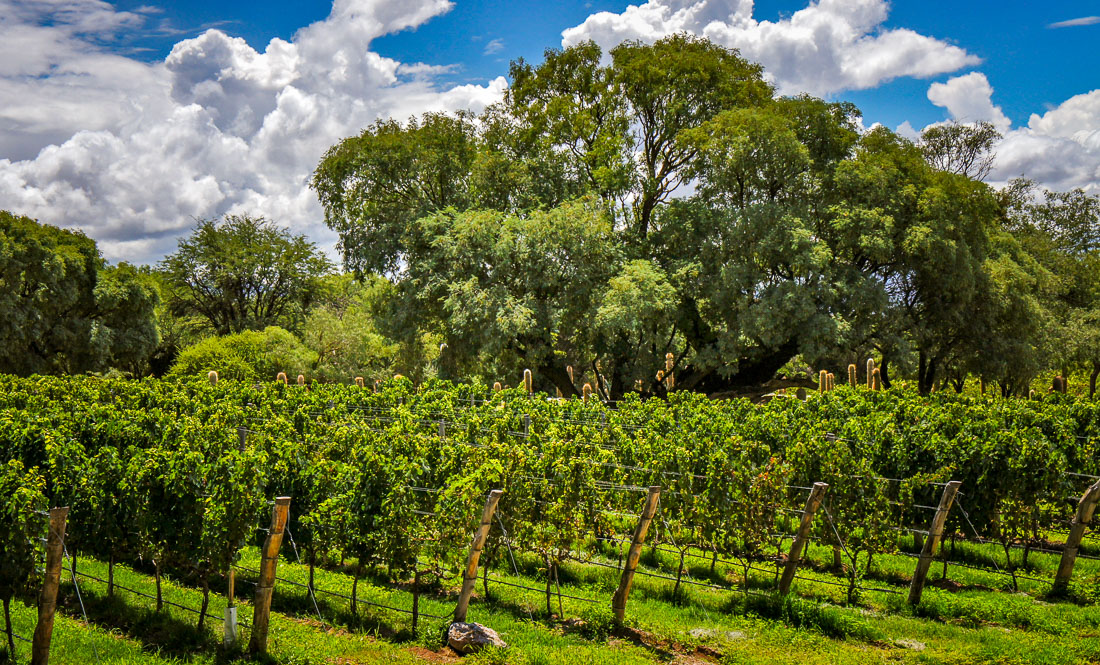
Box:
[168,327,317,381]
[159,215,332,335]
[0,460,46,600]
[0,210,159,376]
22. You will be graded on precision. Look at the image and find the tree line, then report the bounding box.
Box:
[1,35,1098,396]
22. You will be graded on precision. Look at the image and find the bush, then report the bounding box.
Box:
[168,326,317,381]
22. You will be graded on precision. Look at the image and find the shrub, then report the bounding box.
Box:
[168,326,317,381]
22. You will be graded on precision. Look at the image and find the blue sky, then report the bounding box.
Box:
[2,0,1098,263]
[108,0,1099,130]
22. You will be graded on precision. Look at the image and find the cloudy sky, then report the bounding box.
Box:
[1,0,1098,265]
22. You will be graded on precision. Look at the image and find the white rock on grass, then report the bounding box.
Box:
[448,621,507,654]
[689,628,746,641]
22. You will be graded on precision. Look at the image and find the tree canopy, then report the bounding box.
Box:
[159,215,332,335]
[309,36,1087,397]
[0,210,159,376]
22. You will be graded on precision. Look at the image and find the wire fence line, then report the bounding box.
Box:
[229,564,451,621]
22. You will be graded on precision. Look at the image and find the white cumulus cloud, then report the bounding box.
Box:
[913,72,1100,195]
[561,0,980,96]
[0,0,506,263]
[927,72,1011,132]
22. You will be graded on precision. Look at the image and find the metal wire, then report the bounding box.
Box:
[230,564,449,620]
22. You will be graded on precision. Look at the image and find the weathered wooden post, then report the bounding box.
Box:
[779,483,828,594]
[31,507,69,665]
[249,497,291,655]
[612,486,661,625]
[454,490,504,622]
[1053,479,1100,593]
[908,481,961,605]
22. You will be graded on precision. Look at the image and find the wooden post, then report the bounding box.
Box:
[612,486,661,625]
[454,490,504,622]
[249,497,290,655]
[779,483,828,594]
[31,507,69,665]
[908,481,961,605]
[1054,479,1100,592]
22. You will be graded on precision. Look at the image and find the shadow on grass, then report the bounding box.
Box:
[56,582,245,664]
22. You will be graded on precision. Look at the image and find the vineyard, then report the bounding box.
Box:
[2,375,1100,665]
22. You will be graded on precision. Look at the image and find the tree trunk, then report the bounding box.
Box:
[198,577,210,629]
[544,556,554,618]
[880,356,893,389]
[154,560,163,611]
[351,571,359,616]
[1090,362,1099,398]
[309,546,316,597]
[108,553,115,597]
[3,596,13,659]
[673,550,686,598]
[539,362,580,398]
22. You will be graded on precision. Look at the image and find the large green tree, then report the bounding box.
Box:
[1005,181,1100,394]
[311,37,1017,397]
[160,215,332,335]
[0,211,159,376]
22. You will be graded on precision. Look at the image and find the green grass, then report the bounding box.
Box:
[5,535,1100,665]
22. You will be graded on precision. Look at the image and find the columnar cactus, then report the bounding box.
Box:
[567,365,574,384]
[208,370,218,386]
[354,376,364,388]
[872,368,882,391]
[818,370,827,392]
[523,369,533,394]
[493,381,502,392]
[848,364,857,387]
[297,374,305,386]
[277,372,288,385]
[582,383,592,401]
[866,358,875,388]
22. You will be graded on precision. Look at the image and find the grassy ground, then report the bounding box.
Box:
[4,530,1100,665]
